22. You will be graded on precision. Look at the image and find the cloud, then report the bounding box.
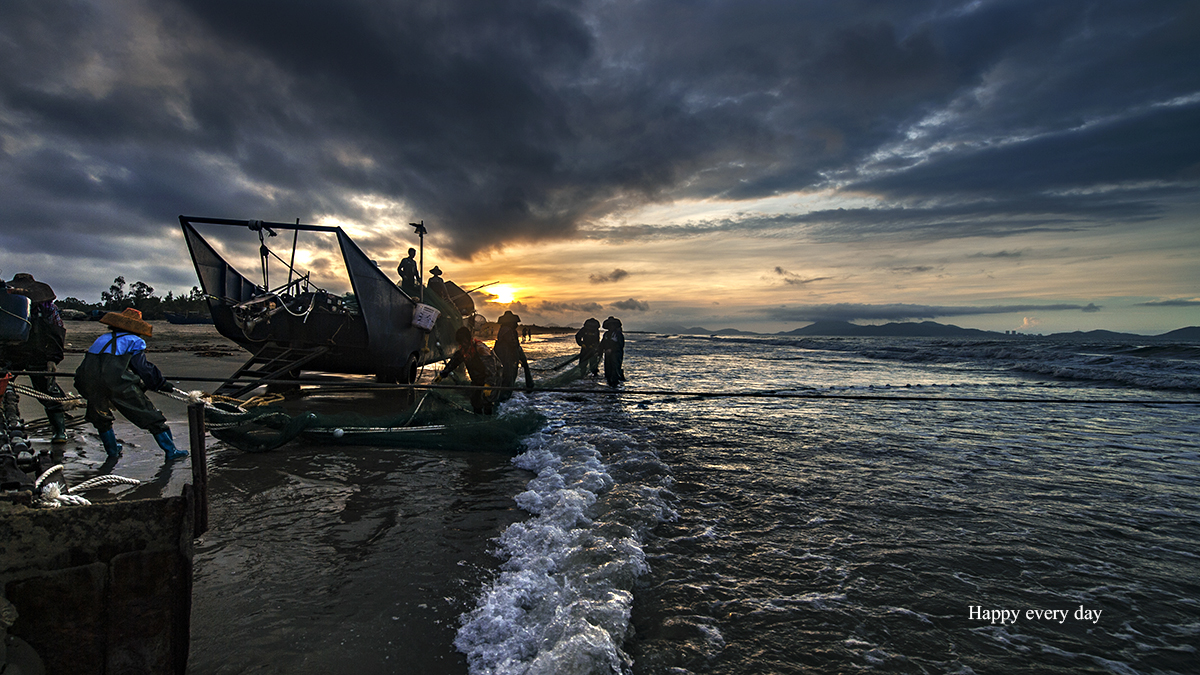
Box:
[766,302,1102,323]
[611,298,649,312]
[969,250,1024,259]
[589,268,630,283]
[1140,298,1200,307]
[772,266,831,286]
[531,300,605,314]
[1,0,1195,265]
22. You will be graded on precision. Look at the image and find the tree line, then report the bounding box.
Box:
[57,277,210,320]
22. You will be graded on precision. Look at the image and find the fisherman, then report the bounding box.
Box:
[435,326,501,415]
[2,274,69,443]
[575,317,601,377]
[397,248,420,295]
[426,265,449,303]
[601,316,626,387]
[73,308,188,462]
[493,310,534,394]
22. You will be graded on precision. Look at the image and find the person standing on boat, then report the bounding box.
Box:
[426,266,449,302]
[73,308,188,462]
[2,274,69,443]
[493,310,533,394]
[601,316,626,387]
[575,317,601,377]
[435,326,502,414]
[397,248,420,295]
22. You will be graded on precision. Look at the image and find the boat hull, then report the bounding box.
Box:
[180,217,453,383]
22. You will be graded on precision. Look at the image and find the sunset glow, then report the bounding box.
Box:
[0,1,1195,336]
[485,284,518,306]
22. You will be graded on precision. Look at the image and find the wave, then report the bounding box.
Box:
[456,403,673,674]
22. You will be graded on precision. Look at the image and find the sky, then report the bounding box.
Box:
[2,0,1198,335]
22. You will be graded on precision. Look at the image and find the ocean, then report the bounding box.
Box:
[175,332,1199,674]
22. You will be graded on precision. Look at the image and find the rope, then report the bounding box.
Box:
[68,474,141,493]
[34,464,64,490]
[305,424,448,435]
[9,382,83,404]
[8,373,1194,407]
[162,379,1200,406]
[33,482,92,508]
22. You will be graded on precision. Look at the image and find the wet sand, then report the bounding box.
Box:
[15,319,577,673]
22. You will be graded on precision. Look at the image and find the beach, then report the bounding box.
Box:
[19,319,580,673]
[13,322,1199,674]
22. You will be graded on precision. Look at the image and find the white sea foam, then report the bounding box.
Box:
[456,421,669,674]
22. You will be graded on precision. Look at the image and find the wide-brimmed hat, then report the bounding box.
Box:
[603,316,622,330]
[430,266,443,276]
[7,273,56,303]
[497,310,521,324]
[100,308,153,337]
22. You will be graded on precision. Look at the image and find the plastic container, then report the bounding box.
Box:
[0,292,31,343]
[412,303,440,332]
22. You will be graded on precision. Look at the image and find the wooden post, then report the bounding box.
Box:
[187,402,209,537]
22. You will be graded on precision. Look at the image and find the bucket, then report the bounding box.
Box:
[0,293,31,343]
[0,373,10,396]
[412,303,440,332]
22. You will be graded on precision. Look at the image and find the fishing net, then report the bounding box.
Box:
[202,366,577,453]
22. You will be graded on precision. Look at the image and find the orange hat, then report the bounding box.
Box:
[99,307,153,337]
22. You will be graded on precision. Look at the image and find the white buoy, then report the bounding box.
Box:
[333,428,345,438]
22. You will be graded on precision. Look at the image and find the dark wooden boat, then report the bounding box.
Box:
[179,216,461,396]
[164,311,214,325]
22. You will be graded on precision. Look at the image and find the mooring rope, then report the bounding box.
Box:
[9,381,82,404]
[68,474,141,493]
[5,370,1195,407]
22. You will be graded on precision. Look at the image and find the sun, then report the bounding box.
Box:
[488,284,517,304]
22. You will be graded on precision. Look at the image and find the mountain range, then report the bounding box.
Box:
[650,320,1200,341]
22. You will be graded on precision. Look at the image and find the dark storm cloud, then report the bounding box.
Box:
[611,298,649,312]
[586,191,1161,244]
[767,302,1101,323]
[589,268,629,284]
[529,300,605,314]
[773,267,830,286]
[970,250,1024,259]
[1,0,1197,268]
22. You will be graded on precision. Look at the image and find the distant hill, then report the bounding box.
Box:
[1158,326,1200,340]
[651,324,760,336]
[780,320,996,337]
[648,321,1200,340]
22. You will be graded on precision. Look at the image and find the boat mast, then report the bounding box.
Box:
[411,220,427,302]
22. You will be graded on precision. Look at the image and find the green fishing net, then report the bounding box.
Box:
[202,358,583,453]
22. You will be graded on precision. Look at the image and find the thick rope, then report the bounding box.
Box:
[9,382,83,404]
[6,372,1195,406]
[69,474,141,493]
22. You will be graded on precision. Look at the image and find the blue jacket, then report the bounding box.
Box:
[87,331,167,391]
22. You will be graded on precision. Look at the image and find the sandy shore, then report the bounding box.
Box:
[15,319,578,500]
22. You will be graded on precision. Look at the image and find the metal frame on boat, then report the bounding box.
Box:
[180,216,456,396]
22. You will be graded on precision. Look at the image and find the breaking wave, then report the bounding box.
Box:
[455,399,673,675]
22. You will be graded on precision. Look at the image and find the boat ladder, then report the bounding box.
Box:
[214,344,331,398]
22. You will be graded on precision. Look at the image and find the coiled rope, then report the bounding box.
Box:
[30,466,141,508]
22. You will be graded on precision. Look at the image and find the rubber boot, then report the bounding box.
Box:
[154,429,189,461]
[99,429,123,459]
[48,411,68,444]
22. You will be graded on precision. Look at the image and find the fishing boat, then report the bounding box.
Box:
[179,216,464,397]
[164,311,214,325]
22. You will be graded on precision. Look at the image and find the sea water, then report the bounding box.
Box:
[188,333,1199,674]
